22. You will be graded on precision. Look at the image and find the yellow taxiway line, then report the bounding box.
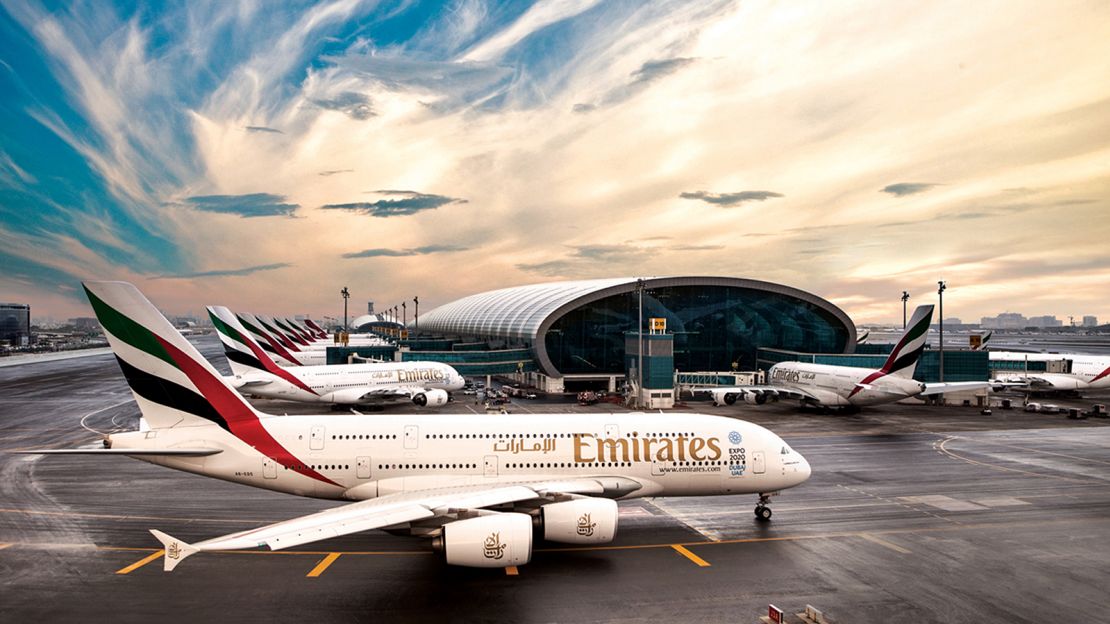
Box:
[859,533,912,554]
[671,544,710,567]
[0,543,12,551]
[306,552,342,577]
[116,551,163,575]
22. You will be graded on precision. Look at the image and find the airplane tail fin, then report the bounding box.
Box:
[84,281,272,431]
[274,317,309,346]
[237,313,303,366]
[304,319,329,340]
[208,307,320,397]
[149,529,200,572]
[880,304,934,379]
[257,315,300,351]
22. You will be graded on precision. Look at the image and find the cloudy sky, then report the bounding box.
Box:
[1,0,1108,324]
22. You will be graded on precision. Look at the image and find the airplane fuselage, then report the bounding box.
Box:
[234,361,464,404]
[990,352,1110,391]
[115,411,809,501]
[768,361,925,407]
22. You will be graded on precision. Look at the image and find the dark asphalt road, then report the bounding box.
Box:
[2,335,1110,623]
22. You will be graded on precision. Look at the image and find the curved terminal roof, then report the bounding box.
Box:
[415,276,855,376]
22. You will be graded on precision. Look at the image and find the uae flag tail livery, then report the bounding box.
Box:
[208,306,317,396]
[879,304,934,379]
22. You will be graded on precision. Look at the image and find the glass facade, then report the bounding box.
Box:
[545,286,850,375]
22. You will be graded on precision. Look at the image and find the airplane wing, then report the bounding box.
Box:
[918,381,995,396]
[148,476,641,571]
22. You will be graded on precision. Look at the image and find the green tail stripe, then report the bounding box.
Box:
[84,286,177,369]
[210,313,251,351]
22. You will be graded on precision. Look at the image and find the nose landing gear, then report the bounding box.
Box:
[755,493,773,521]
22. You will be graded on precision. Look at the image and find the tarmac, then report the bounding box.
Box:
[2,335,1110,623]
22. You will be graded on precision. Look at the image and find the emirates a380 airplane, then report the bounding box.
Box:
[707,305,992,409]
[209,305,463,407]
[23,281,811,572]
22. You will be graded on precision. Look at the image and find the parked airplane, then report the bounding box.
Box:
[989,351,1110,392]
[235,312,313,366]
[706,305,993,409]
[210,306,462,407]
[22,281,810,571]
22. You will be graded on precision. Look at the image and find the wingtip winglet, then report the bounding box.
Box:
[149,529,199,572]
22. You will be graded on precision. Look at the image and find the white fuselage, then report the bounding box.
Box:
[768,361,925,407]
[113,412,810,501]
[235,361,464,404]
[990,351,1110,391]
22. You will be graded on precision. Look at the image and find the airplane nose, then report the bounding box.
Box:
[795,454,812,485]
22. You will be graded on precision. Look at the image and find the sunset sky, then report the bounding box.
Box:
[2,0,1108,324]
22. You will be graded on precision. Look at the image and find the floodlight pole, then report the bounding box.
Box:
[937,280,947,383]
[901,291,910,329]
[413,296,419,340]
[341,287,350,332]
[637,278,645,410]
[402,302,407,339]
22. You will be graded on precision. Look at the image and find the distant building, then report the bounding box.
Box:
[367,301,375,314]
[943,317,962,325]
[1,303,32,346]
[70,317,99,331]
[981,312,1027,329]
[1083,315,1098,327]
[1027,315,1062,328]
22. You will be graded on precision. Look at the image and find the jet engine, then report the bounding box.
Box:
[743,392,767,405]
[534,498,617,544]
[432,513,532,567]
[412,389,449,407]
[721,392,738,405]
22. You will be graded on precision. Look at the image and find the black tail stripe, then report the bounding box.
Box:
[114,356,231,432]
[225,349,265,371]
[887,344,925,374]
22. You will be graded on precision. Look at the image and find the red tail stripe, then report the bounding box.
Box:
[155,335,337,486]
[848,370,887,398]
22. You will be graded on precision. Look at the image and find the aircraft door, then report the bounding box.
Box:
[753,451,766,474]
[356,456,372,479]
[484,455,498,477]
[310,425,325,450]
[404,425,419,450]
[651,459,665,477]
[262,457,277,479]
[604,424,620,438]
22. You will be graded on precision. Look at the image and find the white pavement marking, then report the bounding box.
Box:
[899,495,988,512]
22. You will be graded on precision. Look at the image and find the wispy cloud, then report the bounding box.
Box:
[343,245,469,258]
[311,92,374,120]
[672,244,725,251]
[680,190,784,206]
[245,126,283,134]
[156,263,292,279]
[318,169,353,177]
[880,183,938,197]
[185,194,299,218]
[575,57,697,112]
[322,191,467,217]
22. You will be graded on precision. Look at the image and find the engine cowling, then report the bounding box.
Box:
[434,513,532,567]
[721,392,738,405]
[412,388,449,407]
[536,498,618,544]
[743,392,767,405]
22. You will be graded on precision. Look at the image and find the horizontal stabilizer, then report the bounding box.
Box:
[919,381,994,396]
[11,448,223,456]
[150,529,200,572]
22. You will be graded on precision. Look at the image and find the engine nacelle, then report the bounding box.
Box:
[412,388,449,407]
[743,392,767,405]
[720,392,738,405]
[536,498,618,544]
[434,513,532,568]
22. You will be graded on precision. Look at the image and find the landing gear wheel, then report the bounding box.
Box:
[755,506,772,521]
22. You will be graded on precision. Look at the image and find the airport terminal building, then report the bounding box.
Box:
[408,276,855,394]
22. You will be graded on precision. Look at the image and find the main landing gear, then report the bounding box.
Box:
[755,493,773,521]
